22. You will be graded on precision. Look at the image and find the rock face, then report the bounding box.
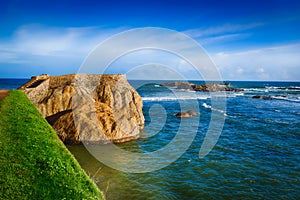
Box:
[20,74,145,144]
[160,82,242,92]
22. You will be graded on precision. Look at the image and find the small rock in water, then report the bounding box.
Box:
[187,110,197,116]
[175,110,197,118]
[175,112,191,118]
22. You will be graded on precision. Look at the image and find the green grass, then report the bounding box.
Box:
[0,90,104,200]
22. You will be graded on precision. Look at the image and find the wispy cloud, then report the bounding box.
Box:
[200,33,250,44]
[0,24,299,80]
[184,23,263,38]
[183,23,263,45]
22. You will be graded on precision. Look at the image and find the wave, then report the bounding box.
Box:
[142,92,244,101]
[234,93,244,96]
[226,93,244,98]
[202,103,227,116]
[142,96,210,101]
[202,103,211,109]
[242,88,269,92]
[285,98,300,103]
[271,96,288,100]
[270,95,300,102]
[243,86,300,93]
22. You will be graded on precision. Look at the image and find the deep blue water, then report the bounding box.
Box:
[2,79,299,199]
[0,78,29,90]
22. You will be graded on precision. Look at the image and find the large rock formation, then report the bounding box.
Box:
[19,74,145,144]
[160,82,243,92]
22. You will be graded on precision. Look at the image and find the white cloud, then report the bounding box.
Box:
[0,24,128,62]
[126,63,185,80]
[0,24,299,80]
[212,43,300,80]
[256,67,265,73]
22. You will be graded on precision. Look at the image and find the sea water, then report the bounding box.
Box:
[70,80,300,199]
[2,79,299,199]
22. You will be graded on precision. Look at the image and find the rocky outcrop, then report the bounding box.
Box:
[160,82,242,92]
[20,74,145,144]
[176,112,191,118]
[187,110,197,116]
[18,74,50,90]
[175,110,197,118]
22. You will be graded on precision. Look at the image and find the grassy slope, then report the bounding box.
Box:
[0,90,104,200]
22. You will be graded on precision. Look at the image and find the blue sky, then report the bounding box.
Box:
[0,0,300,80]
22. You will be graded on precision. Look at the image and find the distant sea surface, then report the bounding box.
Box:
[2,79,299,199]
[0,78,29,90]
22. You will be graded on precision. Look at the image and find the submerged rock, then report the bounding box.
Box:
[20,74,145,144]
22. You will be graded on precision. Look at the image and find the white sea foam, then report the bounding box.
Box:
[142,92,243,101]
[271,96,288,100]
[202,103,211,109]
[226,93,244,98]
[286,99,300,102]
[142,95,210,101]
[202,103,227,115]
[234,93,244,96]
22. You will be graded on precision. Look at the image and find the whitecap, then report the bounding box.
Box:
[234,93,244,96]
[142,95,210,101]
[202,103,211,109]
[271,96,288,100]
[287,99,300,103]
[202,103,227,114]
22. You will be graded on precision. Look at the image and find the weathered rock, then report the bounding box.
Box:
[175,112,191,118]
[18,74,50,90]
[175,110,197,118]
[20,74,145,144]
[187,110,197,116]
[161,81,243,92]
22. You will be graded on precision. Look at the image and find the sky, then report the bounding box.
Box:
[0,0,300,80]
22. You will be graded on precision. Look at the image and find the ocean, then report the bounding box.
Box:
[1,79,299,199]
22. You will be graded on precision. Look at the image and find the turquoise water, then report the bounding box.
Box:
[1,79,299,199]
[68,81,300,200]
